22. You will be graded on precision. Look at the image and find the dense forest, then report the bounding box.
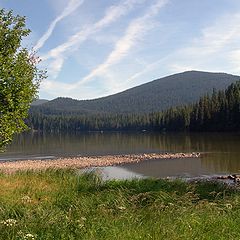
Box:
[28,81,240,132]
[31,71,239,114]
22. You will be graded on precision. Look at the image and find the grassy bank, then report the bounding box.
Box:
[0,170,240,239]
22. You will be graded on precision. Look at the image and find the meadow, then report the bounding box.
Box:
[0,169,240,239]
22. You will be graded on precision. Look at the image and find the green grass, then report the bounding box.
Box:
[0,169,240,239]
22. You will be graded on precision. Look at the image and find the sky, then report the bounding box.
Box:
[1,0,240,100]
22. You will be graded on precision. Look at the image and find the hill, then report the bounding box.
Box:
[31,99,49,106]
[31,71,240,115]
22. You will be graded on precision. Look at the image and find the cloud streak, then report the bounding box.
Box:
[125,13,240,85]
[34,0,84,52]
[39,1,240,100]
[77,0,168,86]
[42,0,146,78]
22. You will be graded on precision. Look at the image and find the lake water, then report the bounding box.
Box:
[1,132,240,179]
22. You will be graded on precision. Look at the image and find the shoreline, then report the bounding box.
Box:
[0,152,200,173]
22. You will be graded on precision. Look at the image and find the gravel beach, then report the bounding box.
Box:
[0,152,200,173]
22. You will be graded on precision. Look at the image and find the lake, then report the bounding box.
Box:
[1,132,240,179]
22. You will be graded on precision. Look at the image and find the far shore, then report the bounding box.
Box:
[0,152,200,173]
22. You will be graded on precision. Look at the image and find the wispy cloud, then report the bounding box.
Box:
[34,0,84,52]
[77,0,168,86]
[42,0,146,78]
[41,78,107,99]
[40,1,240,100]
[125,13,240,85]
[128,58,165,82]
[167,14,240,72]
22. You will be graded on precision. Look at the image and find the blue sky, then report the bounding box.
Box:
[1,0,240,100]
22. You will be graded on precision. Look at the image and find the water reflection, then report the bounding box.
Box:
[122,157,209,178]
[82,166,144,181]
[1,131,240,177]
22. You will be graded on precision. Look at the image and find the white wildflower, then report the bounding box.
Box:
[0,218,17,227]
[23,233,37,240]
[225,203,233,209]
[21,195,32,203]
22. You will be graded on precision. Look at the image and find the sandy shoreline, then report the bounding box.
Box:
[0,152,200,173]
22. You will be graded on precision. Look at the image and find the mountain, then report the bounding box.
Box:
[31,99,49,106]
[31,71,240,115]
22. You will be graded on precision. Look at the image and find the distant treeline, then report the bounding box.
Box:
[27,81,240,132]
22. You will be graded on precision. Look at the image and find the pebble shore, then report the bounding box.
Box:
[0,152,200,173]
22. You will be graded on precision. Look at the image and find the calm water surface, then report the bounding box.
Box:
[1,132,240,178]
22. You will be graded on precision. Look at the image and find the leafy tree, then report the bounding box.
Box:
[0,9,46,150]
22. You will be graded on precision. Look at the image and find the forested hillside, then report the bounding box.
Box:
[28,81,240,132]
[31,71,239,115]
[31,99,49,106]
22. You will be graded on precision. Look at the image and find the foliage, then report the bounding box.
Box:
[0,169,240,239]
[0,9,46,150]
